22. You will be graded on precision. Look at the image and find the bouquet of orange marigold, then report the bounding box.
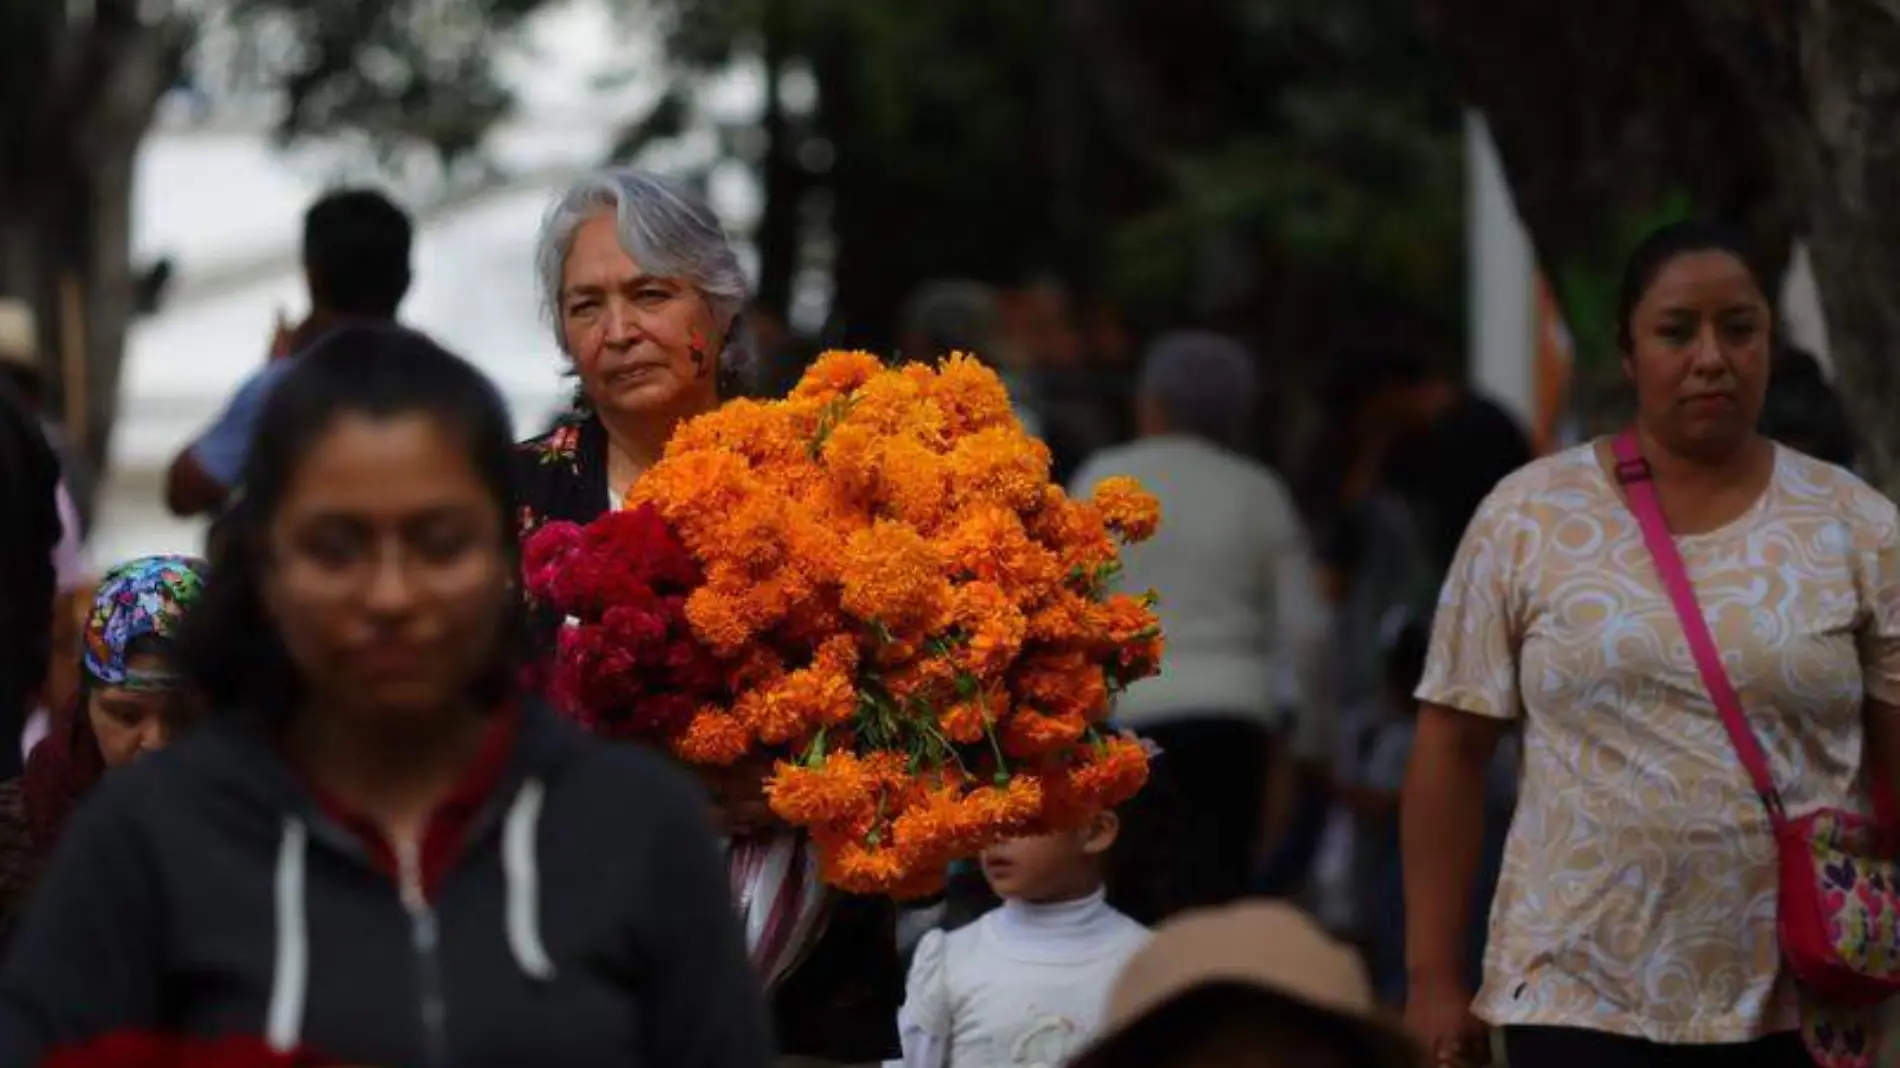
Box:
[610,352,1160,896]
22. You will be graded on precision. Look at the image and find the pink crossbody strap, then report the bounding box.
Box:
[1612,431,1790,825]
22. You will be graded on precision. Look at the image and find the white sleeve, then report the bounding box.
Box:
[896,929,953,1068]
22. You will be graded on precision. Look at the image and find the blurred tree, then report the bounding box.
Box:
[630,0,1467,463]
[1419,0,1900,495]
[0,0,547,504]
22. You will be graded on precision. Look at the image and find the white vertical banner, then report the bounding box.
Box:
[1465,111,1537,431]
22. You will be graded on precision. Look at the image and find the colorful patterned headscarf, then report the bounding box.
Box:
[82,554,209,691]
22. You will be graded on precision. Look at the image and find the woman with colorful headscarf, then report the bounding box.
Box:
[0,554,207,948]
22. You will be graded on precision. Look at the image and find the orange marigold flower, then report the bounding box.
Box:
[846,368,947,443]
[951,581,1027,681]
[1013,651,1109,722]
[791,349,886,402]
[1090,476,1161,543]
[946,428,1051,513]
[816,836,909,896]
[672,708,752,766]
[767,754,879,828]
[1001,706,1086,761]
[933,353,1017,434]
[666,398,806,472]
[1025,590,1098,645]
[939,696,994,745]
[684,586,762,655]
[956,777,1043,837]
[1069,736,1151,810]
[941,505,1061,599]
[876,437,950,533]
[1097,593,1164,681]
[883,653,959,705]
[840,521,952,632]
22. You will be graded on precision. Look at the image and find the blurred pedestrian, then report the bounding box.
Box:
[0,370,60,782]
[1758,343,1856,469]
[1070,331,1331,907]
[165,188,413,518]
[0,555,207,951]
[0,327,769,1068]
[0,298,96,527]
[1345,349,1532,578]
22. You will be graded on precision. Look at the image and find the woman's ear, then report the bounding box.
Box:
[1082,809,1121,857]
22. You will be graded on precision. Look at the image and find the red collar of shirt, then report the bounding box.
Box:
[297,702,522,901]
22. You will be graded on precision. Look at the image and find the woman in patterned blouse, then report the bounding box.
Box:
[513,168,901,1066]
[1401,220,1900,1068]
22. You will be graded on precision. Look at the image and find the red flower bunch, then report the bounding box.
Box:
[525,504,726,741]
[42,1034,325,1068]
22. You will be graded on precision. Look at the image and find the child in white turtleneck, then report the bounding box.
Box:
[896,809,1151,1068]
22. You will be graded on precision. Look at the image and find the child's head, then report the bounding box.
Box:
[981,809,1120,903]
[1383,614,1429,718]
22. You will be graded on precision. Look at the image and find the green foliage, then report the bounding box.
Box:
[221,0,551,160]
[1551,189,1696,378]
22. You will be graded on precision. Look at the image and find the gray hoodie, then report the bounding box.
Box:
[0,703,771,1068]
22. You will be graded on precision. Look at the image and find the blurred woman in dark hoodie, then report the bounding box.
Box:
[0,325,769,1068]
[0,553,208,948]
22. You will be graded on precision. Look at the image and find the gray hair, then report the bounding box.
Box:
[534,168,749,356]
[1139,331,1258,446]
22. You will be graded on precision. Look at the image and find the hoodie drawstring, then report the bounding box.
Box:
[263,778,555,1049]
[503,777,556,981]
[266,817,309,1052]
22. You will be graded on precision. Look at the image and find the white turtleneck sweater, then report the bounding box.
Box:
[895,890,1150,1068]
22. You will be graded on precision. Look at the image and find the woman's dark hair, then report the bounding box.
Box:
[1615,219,1772,355]
[179,325,529,717]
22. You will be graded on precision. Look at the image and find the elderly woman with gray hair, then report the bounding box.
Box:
[512,167,901,1067]
[1069,332,1332,908]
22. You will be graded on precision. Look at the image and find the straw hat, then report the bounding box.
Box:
[0,299,41,376]
[1087,901,1421,1066]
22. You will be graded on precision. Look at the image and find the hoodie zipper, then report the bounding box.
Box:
[394,837,450,1068]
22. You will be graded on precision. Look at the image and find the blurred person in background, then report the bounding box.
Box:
[1758,343,1856,469]
[0,555,207,951]
[899,278,1044,438]
[1005,275,1124,483]
[1070,331,1331,908]
[0,367,60,782]
[0,301,97,762]
[0,298,96,526]
[1348,349,1533,579]
[518,166,900,1066]
[1068,901,1422,1068]
[0,327,769,1068]
[165,188,413,519]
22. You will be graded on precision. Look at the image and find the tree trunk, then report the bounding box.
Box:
[752,0,800,322]
[1681,0,1900,498]
[0,6,184,514]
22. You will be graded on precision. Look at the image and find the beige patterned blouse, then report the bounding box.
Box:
[1418,442,1900,1042]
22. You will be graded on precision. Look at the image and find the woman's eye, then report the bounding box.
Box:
[412,526,476,563]
[295,531,365,570]
[565,300,598,317]
[1659,323,1696,345]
